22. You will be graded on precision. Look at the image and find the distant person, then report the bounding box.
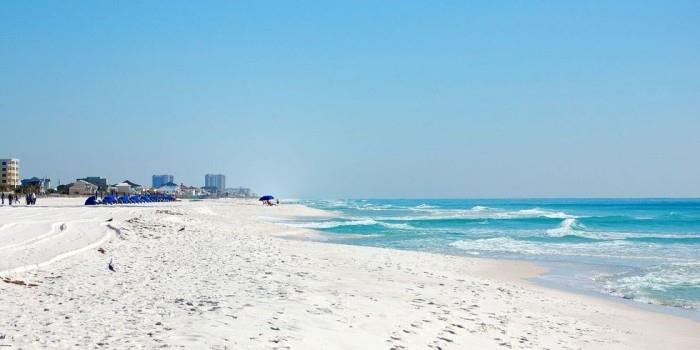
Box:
[8,193,12,206]
[1,192,4,205]
[276,199,280,205]
[32,192,37,205]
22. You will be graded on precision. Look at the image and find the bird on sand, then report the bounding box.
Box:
[108,258,115,272]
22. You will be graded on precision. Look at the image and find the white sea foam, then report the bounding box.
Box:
[448,237,695,260]
[330,233,385,240]
[409,204,439,211]
[376,207,577,222]
[501,208,575,219]
[286,218,414,230]
[596,262,700,309]
[287,219,379,229]
[545,218,700,240]
[379,222,414,230]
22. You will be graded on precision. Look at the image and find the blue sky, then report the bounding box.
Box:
[1,1,698,198]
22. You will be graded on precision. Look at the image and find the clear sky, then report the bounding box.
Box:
[1,1,698,198]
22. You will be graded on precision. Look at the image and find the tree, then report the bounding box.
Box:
[56,184,69,195]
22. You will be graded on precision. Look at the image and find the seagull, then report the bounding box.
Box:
[108,258,115,272]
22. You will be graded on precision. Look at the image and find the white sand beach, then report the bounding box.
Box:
[1,198,699,349]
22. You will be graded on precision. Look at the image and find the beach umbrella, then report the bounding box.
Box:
[259,195,274,201]
[85,196,97,205]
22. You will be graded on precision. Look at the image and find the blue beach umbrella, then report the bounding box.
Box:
[85,196,97,205]
[259,195,274,201]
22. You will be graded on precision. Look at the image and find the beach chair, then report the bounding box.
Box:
[103,195,117,205]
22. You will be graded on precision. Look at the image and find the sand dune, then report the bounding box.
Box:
[0,198,698,349]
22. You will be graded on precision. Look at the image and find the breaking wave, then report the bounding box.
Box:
[286,219,414,230]
[546,218,584,236]
[287,219,380,229]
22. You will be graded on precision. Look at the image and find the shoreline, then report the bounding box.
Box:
[273,202,700,322]
[279,228,700,322]
[1,198,699,348]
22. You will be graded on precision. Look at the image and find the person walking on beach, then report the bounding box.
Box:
[31,192,37,205]
[1,192,4,205]
[8,193,13,206]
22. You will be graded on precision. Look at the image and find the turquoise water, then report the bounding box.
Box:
[287,199,700,311]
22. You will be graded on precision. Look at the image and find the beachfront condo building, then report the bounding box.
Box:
[69,180,98,195]
[1,158,20,188]
[205,174,226,192]
[78,177,109,192]
[152,174,174,188]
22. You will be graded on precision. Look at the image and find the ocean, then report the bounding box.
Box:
[284,198,700,313]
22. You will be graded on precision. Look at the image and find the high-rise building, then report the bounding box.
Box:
[0,158,20,188]
[205,174,226,191]
[152,174,174,188]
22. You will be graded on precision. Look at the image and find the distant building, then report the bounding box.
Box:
[179,185,202,197]
[205,174,226,192]
[69,180,98,195]
[114,180,142,194]
[202,186,219,194]
[152,174,174,188]
[21,177,51,194]
[78,177,109,191]
[156,181,179,194]
[225,187,254,198]
[0,158,20,188]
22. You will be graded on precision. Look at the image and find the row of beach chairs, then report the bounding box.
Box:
[85,194,176,205]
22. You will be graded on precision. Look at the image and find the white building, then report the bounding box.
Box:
[0,158,20,188]
[69,180,98,195]
[114,180,142,194]
[156,182,179,194]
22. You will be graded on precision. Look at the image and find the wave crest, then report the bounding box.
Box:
[287,219,379,229]
[546,218,584,236]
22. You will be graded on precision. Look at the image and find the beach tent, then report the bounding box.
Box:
[85,196,98,206]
